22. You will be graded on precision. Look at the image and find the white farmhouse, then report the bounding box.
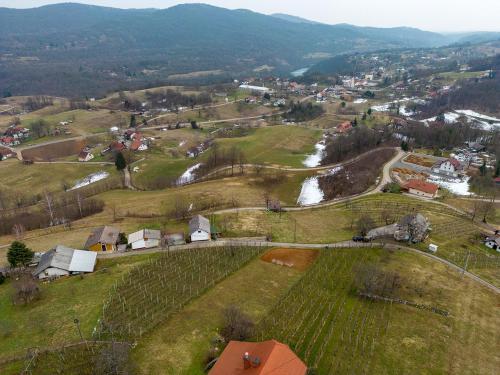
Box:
[432,158,463,178]
[33,245,97,280]
[128,229,161,250]
[189,215,211,242]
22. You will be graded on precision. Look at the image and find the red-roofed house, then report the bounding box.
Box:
[404,179,439,199]
[432,158,463,178]
[336,121,352,133]
[130,139,148,152]
[209,340,307,375]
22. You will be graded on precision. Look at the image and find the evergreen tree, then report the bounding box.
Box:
[479,160,487,176]
[401,141,409,151]
[130,114,137,128]
[7,241,34,268]
[115,151,127,171]
[367,108,372,116]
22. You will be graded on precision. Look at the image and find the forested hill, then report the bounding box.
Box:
[0,3,448,97]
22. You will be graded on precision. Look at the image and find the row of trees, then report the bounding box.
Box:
[322,125,390,164]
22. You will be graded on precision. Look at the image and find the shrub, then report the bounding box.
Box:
[220,305,255,342]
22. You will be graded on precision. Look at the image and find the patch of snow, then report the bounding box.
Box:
[455,110,500,122]
[177,163,202,185]
[427,175,473,196]
[179,140,186,147]
[69,171,109,191]
[326,166,343,175]
[303,140,326,168]
[353,98,367,104]
[297,177,324,206]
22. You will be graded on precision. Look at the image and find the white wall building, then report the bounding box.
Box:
[128,229,161,250]
[189,215,211,242]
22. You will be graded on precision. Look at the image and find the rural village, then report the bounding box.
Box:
[0,3,499,375]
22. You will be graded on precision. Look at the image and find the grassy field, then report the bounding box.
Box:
[0,159,117,196]
[213,125,321,167]
[0,254,157,363]
[131,249,309,374]
[257,247,500,374]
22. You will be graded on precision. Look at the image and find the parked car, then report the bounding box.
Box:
[352,236,365,242]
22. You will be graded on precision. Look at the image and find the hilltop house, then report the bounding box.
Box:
[85,226,120,252]
[404,179,439,199]
[209,340,307,375]
[128,229,161,250]
[336,121,352,133]
[33,245,97,280]
[432,158,463,178]
[189,215,211,242]
[78,150,94,162]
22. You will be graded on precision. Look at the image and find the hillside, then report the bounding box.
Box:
[0,3,449,97]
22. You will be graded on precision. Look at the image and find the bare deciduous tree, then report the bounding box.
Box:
[12,270,40,305]
[220,305,255,343]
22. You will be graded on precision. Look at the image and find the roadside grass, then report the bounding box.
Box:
[0,254,157,363]
[257,248,500,374]
[131,254,305,374]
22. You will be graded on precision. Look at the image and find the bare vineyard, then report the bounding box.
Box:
[97,246,265,341]
[256,249,392,374]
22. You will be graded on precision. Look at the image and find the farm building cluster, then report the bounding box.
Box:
[28,215,216,281]
[0,125,30,147]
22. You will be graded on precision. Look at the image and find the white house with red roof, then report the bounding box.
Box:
[432,158,463,178]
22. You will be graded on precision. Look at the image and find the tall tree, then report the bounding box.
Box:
[7,241,34,268]
[115,152,127,171]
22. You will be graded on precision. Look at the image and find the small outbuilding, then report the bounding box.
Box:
[189,215,211,242]
[164,233,186,246]
[128,229,161,250]
[404,179,439,199]
[33,245,97,280]
[428,244,438,253]
[484,236,500,252]
[85,226,120,252]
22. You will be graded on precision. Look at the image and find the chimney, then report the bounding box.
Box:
[243,352,251,369]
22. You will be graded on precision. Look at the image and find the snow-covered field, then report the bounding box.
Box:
[69,171,109,190]
[427,175,473,196]
[353,98,367,104]
[297,177,324,206]
[177,163,202,185]
[303,139,326,167]
[422,109,500,130]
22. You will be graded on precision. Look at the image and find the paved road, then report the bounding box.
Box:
[183,147,401,185]
[212,148,405,214]
[97,239,499,295]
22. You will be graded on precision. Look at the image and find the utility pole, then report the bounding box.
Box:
[294,218,297,243]
[74,318,91,353]
[462,250,471,277]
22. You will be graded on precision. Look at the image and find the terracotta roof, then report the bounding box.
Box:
[130,139,142,151]
[209,340,307,375]
[336,121,352,132]
[405,179,439,195]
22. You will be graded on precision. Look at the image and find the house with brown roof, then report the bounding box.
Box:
[209,340,307,375]
[78,150,94,162]
[84,226,120,252]
[336,121,352,133]
[432,158,463,178]
[404,179,439,199]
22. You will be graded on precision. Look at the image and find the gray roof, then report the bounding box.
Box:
[189,215,210,234]
[143,229,161,240]
[34,245,96,276]
[84,226,120,248]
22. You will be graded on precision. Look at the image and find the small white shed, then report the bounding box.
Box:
[189,215,211,242]
[128,229,161,250]
[428,244,438,253]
